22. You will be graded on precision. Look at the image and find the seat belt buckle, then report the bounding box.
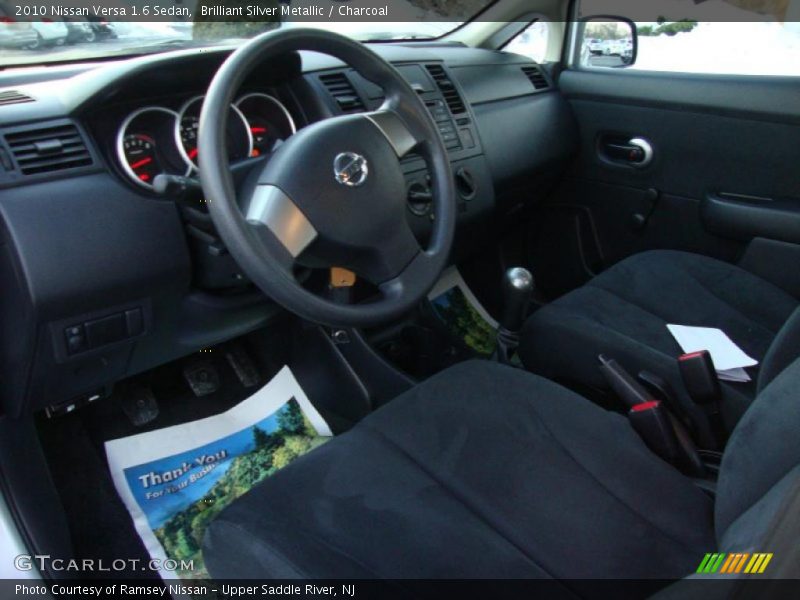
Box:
[678,350,722,408]
[638,368,717,458]
[627,400,680,464]
[678,349,726,449]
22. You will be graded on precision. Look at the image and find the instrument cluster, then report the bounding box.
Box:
[116,93,296,191]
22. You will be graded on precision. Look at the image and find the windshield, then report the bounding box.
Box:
[0,0,495,68]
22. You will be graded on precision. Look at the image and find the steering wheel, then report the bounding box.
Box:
[198,29,456,327]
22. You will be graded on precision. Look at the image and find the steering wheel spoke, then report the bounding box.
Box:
[245,184,317,261]
[350,217,422,287]
[248,222,298,275]
[364,108,419,158]
[378,251,436,302]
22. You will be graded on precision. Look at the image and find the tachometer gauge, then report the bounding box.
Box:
[179,116,200,163]
[116,106,187,191]
[122,134,161,184]
[235,93,297,156]
[176,96,252,170]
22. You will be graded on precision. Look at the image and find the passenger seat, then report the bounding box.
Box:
[519,250,799,443]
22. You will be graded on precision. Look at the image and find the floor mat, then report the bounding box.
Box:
[105,367,330,581]
[35,341,286,578]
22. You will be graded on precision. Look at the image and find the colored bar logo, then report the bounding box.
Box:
[696,553,773,574]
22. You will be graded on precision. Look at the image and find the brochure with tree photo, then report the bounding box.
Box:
[105,367,331,581]
[429,267,498,356]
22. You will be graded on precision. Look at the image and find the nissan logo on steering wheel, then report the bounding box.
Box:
[333,152,369,187]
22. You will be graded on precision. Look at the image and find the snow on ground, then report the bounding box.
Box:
[631,22,800,76]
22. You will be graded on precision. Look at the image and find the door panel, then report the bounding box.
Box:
[565,91,800,200]
[533,69,800,298]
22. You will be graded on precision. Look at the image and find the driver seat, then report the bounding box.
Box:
[202,358,800,581]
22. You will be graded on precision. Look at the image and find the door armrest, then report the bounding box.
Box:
[701,192,800,245]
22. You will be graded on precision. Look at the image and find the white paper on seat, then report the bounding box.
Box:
[667,324,758,383]
[716,367,752,383]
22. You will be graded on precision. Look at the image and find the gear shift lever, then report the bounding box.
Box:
[494,267,534,364]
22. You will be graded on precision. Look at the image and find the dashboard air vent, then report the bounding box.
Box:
[425,64,466,115]
[0,90,35,107]
[5,123,93,175]
[319,72,365,113]
[521,66,550,90]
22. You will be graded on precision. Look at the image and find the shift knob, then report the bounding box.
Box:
[501,267,534,333]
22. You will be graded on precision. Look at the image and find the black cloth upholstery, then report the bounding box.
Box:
[204,361,716,581]
[758,306,800,393]
[519,250,799,434]
[716,356,800,539]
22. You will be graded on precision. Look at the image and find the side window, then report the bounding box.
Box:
[578,0,800,76]
[629,22,800,76]
[504,21,550,63]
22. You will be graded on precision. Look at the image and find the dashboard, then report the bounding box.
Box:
[0,42,577,417]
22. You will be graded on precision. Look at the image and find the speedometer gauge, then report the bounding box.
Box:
[179,116,200,163]
[176,96,252,170]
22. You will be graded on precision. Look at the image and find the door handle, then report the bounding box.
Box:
[600,136,654,168]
